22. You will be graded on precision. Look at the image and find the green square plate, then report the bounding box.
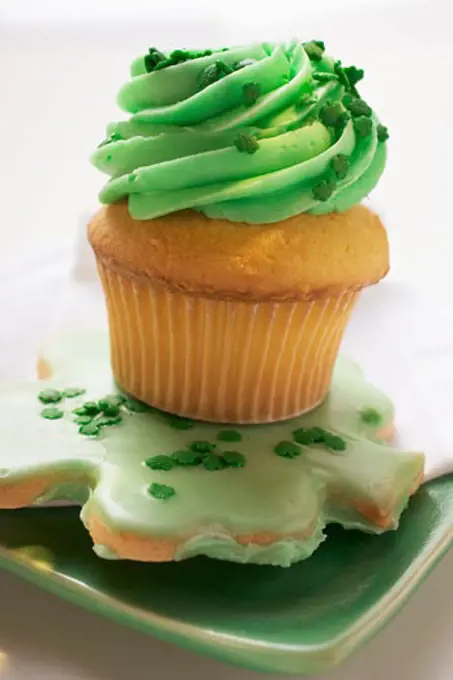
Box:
[1,477,452,675]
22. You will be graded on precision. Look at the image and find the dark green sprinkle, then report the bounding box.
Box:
[166,416,195,430]
[324,434,347,451]
[293,428,316,445]
[79,423,101,436]
[41,406,64,420]
[73,406,88,416]
[303,41,325,61]
[197,60,232,90]
[274,441,301,459]
[148,483,176,500]
[62,387,86,399]
[171,449,202,466]
[189,441,216,454]
[217,430,242,443]
[344,96,372,117]
[222,451,246,468]
[82,401,100,415]
[312,179,336,202]
[360,407,383,426]
[124,398,149,413]
[377,124,389,142]
[312,72,339,83]
[144,47,167,72]
[203,454,227,471]
[100,402,120,417]
[310,426,328,443]
[344,65,364,86]
[74,415,94,425]
[96,415,122,427]
[331,154,349,180]
[296,93,317,108]
[243,82,261,106]
[354,116,373,137]
[234,132,259,154]
[145,455,176,471]
[38,389,62,404]
[319,103,343,127]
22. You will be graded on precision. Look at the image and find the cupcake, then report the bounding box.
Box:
[88,40,389,423]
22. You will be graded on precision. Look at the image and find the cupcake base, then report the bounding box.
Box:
[98,263,358,423]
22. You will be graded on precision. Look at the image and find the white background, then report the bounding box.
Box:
[1,1,453,678]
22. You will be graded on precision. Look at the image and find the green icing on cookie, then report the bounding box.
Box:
[0,330,424,568]
[217,430,242,442]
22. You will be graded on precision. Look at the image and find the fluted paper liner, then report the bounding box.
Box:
[97,262,357,423]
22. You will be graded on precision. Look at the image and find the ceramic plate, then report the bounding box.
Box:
[0,278,452,675]
[1,481,453,675]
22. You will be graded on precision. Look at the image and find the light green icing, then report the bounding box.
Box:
[0,331,423,567]
[91,42,387,223]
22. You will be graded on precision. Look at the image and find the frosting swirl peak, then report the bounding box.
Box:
[92,41,388,223]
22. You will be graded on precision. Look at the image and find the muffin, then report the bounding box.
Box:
[89,40,389,423]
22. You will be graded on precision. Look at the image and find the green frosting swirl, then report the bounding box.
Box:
[92,41,388,223]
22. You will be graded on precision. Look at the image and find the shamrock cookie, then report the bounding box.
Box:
[0,331,423,567]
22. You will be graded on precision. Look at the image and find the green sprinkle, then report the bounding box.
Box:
[343,96,372,117]
[274,441,301,459]
[41,406,64,420]
[166,416,195,430]
[203,454,227,471]
[145,455,175,471]
[124,398,149,413]
[96,415,122,427]
[217,430,242,443]
[62,387,86,399]
[293,428,316,445]
[99,402,120,417]
[354,116,373,137]
[303,41,325,61]
[38,389,62,404]
[377,124,389,142]
[312,179,336,201]
[197,60,232,90]
[189,441,216,454]
[324,434,347,451]
[144,47,167,72]
[312,72,338,83]
[319,103,346,128]
[74,415,94,425]
[222,451,246,468]
[310,426,328,443]
[234,132,259,154]
[153,48,214,72]
[331,154,349,180]
[105,154,112,162]
[79,422,101,436]
[149,483,176,500]
[344,65,364,86]
[82,401,100,415]
[171,449,202,466]
[360,407,383,426]
[243,82,261,106]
